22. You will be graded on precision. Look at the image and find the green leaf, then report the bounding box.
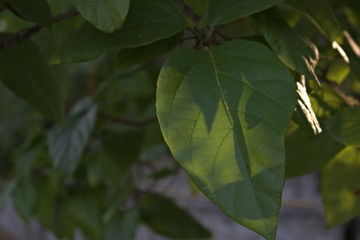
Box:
[51,0,186,64]
[140,194,211,239]
[101,129,143,184]
[103,209,138,240]
[285,121,344,178]
[47,98,98,174]
[326,107,360,147]
[183,0,208,15]
[74,0,130,33]
[9,0,52,28]
[156,40,297,240]
[0,40,63,122]
[12,178,37,221]
[288,0,342,41]
[207,0,284,25]
[326,59,350,84]
[65,188,103,240]
[321,147,360,226]
[253,8,320,87]
[116,32,183,68]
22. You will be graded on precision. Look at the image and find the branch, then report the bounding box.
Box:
[0,8,78,50]
[100,113,157,127]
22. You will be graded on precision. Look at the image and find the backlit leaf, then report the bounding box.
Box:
[156,40,297,239]
[326,107,360,147]
[321,147,360,226]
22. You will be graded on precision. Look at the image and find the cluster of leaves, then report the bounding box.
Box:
[0,0,359,239]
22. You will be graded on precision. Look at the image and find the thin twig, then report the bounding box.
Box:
[0,8,78,50]
[100,113,157,127]
[321,78,360,107]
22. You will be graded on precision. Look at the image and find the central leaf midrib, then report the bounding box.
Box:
[207,48,270,236]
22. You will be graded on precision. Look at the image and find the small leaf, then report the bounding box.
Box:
[253,8,320,88]
[0,40,63,122]
[207,0,284,25]
[103,209,138,240]
[47,98,97,174]
[140,194,211,239]
[321,147,360,226]
[74,0,130,33]
[117,32,183,68]
[285,121,344,178]
[51,0,186,64]
[9,0,52,28]
[326,59,350,84]
[157,40,297,239]
[12,178,37,221]
[326,107,360,147]
[288,0,342,41]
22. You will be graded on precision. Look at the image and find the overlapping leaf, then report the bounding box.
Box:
[51,0,186,64]
[9,0,52,28]
[157,40,297,240]
[326,107,360,147]
[254,8,320,87]
[47,98,97,174]
[74,0,130,33]
[288,0,342,41]
[321,147,360,226]
[0,40,63,122]
[207,0,284,25]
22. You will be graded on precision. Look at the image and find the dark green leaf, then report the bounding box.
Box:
[65,188,103,240]
[51,0,186,64]
[117,32,183,68]
[253,8,320,87]
[74,0,130,33]
[207,0,284,25]
[103,209,138,240]
[12,178,37,221]
[285,121,344,178]
[156,40,297,240]
[140,194,211,239]
[321,147,360,226]
[183,0,208,15]
[47,98,97,174]
[326,107,360,147]
[101,129,143,184]
[0,40,63,122]
[288,0,342,41]
[9,0,52,28]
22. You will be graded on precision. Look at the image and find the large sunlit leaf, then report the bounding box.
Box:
[9,0,52,28]
[140,194,211,239]
[207,0,284,25]
[51,0,186,64]
[285,121,344,178]
[321,147,360,226]
[47,98,97,175]
[0,40,63,122]
[74,0,130,33]
[326,107,360,147]
[156,40,297,240]
[288,0,342,41]
[253,8,320,87]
